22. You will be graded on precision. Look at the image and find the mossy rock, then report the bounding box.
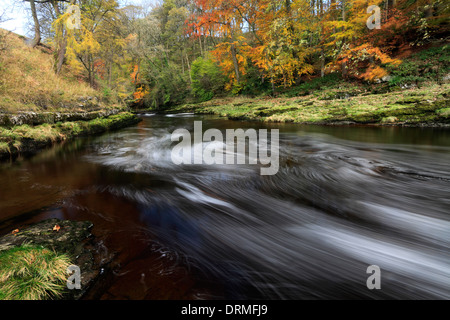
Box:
[0,218,104,300]
[33,113,56,125]
[0,219,93,255]
[436,108,450,118]
[395,97,422,104]
[381,116,399,124]
[0,114,13,127]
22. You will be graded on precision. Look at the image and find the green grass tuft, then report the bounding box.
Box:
[0,245,71,300]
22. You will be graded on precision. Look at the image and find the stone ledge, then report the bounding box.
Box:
[0,109,124,127]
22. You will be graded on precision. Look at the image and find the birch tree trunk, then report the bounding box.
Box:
[29,0,41,48]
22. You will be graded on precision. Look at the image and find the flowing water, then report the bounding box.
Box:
[0,114,449,299]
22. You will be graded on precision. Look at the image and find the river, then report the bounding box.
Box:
[0,114,449,299]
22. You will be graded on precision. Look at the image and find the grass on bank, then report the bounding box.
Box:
[0,29,120,113]
[0,112,139,156]
[0,245,71,300]
[162,44,449,125]
[171,82,450,125]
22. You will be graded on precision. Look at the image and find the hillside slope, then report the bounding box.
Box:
[0,29,119,114]
[0,29,139,159]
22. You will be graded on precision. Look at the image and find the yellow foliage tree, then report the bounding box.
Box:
[53,0,123,88]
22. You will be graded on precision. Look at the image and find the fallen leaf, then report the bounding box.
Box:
[53,224,61,232]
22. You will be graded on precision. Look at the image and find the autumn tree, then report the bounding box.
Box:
[53,0,125,88]
[127,1,193,108]
[22,0,74,73]
[261,0,314,88]
[22,0,72,48]
[189,0,316,92]
[189,0,250,87]
[20,0,447,104]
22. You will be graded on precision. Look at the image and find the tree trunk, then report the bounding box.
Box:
[108,61,112,88]
[198,34,203,57]
[55,38,67,75]
[271,75,275,95]
[185,53,192,85]
[341,0,347,78]
[385,0,389,21]
[88,68,93,87]
[52,1,67,75]
[88,55,95,88]
[319,0,324,77]
[320,46,325,78]
[181,49,185,74]
[424,3,433,18]
[29,0,41,48]
[230,43,240,84]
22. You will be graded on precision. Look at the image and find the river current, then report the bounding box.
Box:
[0,114,449,299]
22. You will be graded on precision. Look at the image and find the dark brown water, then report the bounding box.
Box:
[0,114,449,299]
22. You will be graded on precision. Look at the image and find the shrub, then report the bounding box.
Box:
[386,44,450,87]
[142,59,190,109]
[191,56,227,102]
[284,73,343,97]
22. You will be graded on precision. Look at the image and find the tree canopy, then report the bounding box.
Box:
[14,0,450,107]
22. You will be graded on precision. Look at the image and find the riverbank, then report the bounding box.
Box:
[166,83,450,127]
[0,112,141,160]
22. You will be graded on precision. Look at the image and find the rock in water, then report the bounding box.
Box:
[0,218,106,300]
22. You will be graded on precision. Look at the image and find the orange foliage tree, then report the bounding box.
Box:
[189,0,316,92]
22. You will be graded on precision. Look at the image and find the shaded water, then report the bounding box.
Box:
[0,114,449,299]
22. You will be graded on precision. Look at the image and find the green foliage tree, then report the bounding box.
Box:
[142,59,190,109]
[191,55,226,101]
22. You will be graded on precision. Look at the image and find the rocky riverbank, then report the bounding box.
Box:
[0,112,142,160]
[0,108,124,127]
